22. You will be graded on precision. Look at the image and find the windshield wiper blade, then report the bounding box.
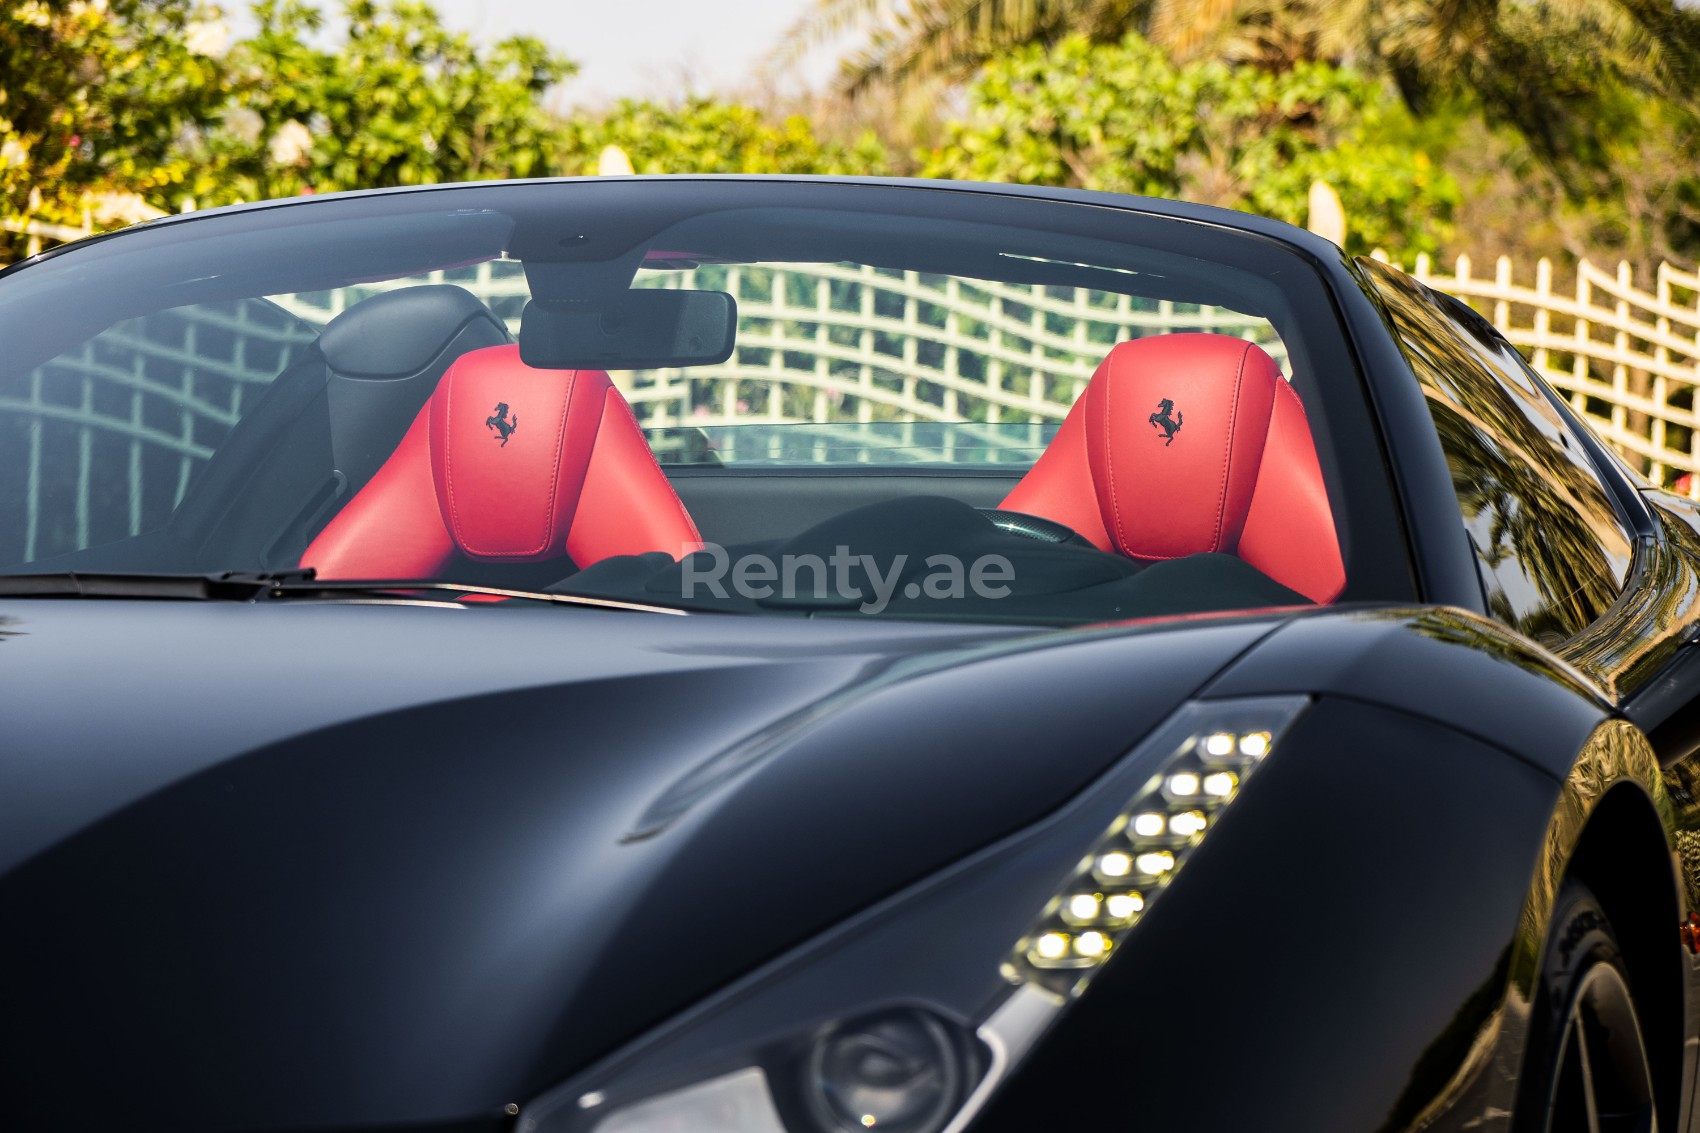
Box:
[263,577,694,615]
[0,570,694,614]
[0,570,317,600]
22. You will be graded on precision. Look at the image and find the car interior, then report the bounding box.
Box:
[0,189,1392,623]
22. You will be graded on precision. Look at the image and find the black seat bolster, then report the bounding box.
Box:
[172,285,511,569]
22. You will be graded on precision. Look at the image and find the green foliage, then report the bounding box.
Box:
[0,0,578,257]
[181,0,575,204]
[556,98,889,177]
[777,0,1151,97]
[920,34,1459,255]
[1,0,227,258]
[0,0,887,264]
[1436,85,1700,270]
[1341,0,1700,148]
[788,0,1700,264]
[4,0,1689,271]
[785,0,1700,132]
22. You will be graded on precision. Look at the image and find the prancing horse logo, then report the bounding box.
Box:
[486,402,518,447]
[1149,398,1183,446]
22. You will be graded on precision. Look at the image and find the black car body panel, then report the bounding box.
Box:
[0,601,1271,1126]
[5,176,1700,1133]
[981,697,1564,1133]
[1205,606,1609,779]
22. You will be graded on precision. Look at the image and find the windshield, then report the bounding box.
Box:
[0,179,1389,624]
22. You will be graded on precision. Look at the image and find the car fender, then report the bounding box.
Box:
[980,613,1686,1132]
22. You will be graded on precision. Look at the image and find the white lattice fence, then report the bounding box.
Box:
[1376,251,1700,490]
[0,299,316,563]
[276,261,1286,430]
[11,250,1700,563]
[624,264,1286,430]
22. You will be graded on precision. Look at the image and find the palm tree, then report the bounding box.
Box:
[776,0,1700,136]
[772,0,1151,95]
[1327,0,1699,162]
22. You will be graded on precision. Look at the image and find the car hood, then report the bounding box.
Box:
[0,599,1278,1129]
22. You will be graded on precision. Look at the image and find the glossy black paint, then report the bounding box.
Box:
[1331,256,1487,612]
[1205,607,1608,778]
[980,697,1563,1133]
[0,599,1272,1127]
[1363,259,1638,642]
[6,178,1700,1133]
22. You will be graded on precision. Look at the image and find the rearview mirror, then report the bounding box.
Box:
[518,289,736,370]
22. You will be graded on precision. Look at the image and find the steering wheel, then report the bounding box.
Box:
[977,508,1096,547]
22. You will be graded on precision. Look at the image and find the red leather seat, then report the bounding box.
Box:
[1000,333,1344,603]
[301,344,701,579]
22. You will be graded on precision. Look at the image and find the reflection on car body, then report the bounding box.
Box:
[0,177,1696,1133]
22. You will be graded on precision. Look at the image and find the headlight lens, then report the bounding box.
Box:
[592,1069,787,1133]
[561,1008,979,1133]
[805,1010,965,1133]
[521,696,1310,1133]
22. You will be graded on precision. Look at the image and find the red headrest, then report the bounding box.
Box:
[1001,334,1344,603]
[430,347,614,558]
[303,345,700,579]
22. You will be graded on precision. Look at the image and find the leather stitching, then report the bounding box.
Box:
[613,388,702,544]
[527,370,574,558]
[1213,342,1251,553]
[1103,356,1129,554]
[442,359,461,547]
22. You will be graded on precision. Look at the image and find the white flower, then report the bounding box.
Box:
[222,106,264,145]
[89,192,167,226]
[183,18,230,57]
[14,3,53,29]
[268,119,314,167]
[598,145,634,176]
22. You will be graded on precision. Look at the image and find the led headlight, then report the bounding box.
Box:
[519,696,1309,1133]
[1007,696,1308,996]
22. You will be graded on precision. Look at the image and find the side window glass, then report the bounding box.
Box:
[1361,259,1634,645]
[0,298,316,564]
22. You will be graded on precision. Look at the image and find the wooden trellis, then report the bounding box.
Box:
[1375,251,1700,491]
[9,250,1700,562]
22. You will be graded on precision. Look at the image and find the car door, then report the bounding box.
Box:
[1361,255,1700,1129]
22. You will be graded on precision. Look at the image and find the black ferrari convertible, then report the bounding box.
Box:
[1,176,1696,1133]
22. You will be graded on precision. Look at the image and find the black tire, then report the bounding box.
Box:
[1515,878,1658,1133]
